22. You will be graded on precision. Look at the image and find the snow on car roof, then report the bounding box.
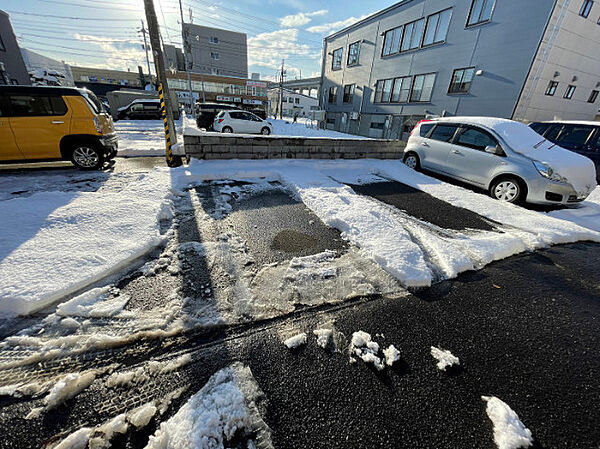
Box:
[534,120,600,127]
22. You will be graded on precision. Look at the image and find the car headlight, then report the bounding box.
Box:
[532,161,567,183]
[93,117,103,134]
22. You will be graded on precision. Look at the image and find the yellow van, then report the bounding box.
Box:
[0,86,117,170]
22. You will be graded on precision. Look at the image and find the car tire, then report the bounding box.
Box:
[260,127,271,135]
[403,152,420,170]
[107,148,118,160]
[222,126,233,133]
[71,143,105,170]
[489,177,525,204]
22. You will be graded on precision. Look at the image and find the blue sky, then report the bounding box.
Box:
[5,0,393,81]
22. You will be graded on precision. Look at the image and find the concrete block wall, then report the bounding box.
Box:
[184,134,406,160]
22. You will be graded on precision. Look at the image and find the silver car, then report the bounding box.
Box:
[403,117,597,205]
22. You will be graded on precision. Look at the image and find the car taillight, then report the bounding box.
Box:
[218,118,225,123]
[410,119,432,137]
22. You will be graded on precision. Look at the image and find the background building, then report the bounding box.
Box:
[269,77,321,99]
[268,88,319,118]
[0,10,30,85]
[167,72,267,112]
[183,23,248,78]
[321,0,600,139]
[70,65,153,98]
[164,44,185,72]
[21,49,74,86]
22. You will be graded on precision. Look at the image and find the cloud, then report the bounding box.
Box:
[306,14,370,34]
[74,34,150,72]
[248,28,321,73]
[279,9,328,27]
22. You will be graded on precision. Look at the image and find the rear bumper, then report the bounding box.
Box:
[99,134,118,153]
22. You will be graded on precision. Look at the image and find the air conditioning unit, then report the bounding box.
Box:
[350,111,359,120]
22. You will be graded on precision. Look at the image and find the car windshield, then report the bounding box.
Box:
[79,89,104,114]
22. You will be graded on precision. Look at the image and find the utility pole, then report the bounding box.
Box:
[139,20,153,83]
[178,0,195,117]
[279,59,285,120]
[143,0,182,167]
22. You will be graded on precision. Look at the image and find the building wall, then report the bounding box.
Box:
[514,0,600,122]
[0,11,30,85]
[268,88,319,118]
[70,66,145,88]
[164,44,185,72]
[321,0,556,137]
[183,23,248,78]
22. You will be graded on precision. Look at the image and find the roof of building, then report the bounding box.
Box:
[325,0,414,41]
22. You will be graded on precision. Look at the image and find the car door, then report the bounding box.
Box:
[8,94,71,159]
[228,111,247,133]
[242,112,262,133]
[144,102,161,119]
[445,126,506,187]
[419,123,460,173]
[0,96,25,160]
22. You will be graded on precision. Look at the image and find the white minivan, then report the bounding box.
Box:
[213,110,273,135]
[403,117,597,205]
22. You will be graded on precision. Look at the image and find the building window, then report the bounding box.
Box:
[382,26,403,56]
[564,85,576,99]
[448,67,475,94]
[328,86,338,103]
[347,41,361,65]
[210,52,220,60]
[423,8,452,46]
[467,0,496,27]
[370,122,385,130]
[391,76,412,102]
[210,36,219,44]
[588,90,599,103]
[343,84,355,103]
[410,73,436,102]
[401,18,426,52]
[326,117,335,125]
[332,48,343,70]
[580,0,594,17]
[0,35,5,52]
[545,80,559,96]
[295,98,300,104]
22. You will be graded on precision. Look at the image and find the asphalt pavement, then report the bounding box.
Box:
[0,162,597,449]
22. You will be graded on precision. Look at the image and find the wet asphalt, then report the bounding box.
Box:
[0,160,598,448]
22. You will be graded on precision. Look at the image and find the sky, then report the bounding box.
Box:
[5,0,393,82]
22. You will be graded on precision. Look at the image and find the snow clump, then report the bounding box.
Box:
[283,332,307,349]
[350,331,385,371]
[482,396,533,449]
[383,345,401,366]
[430,346,460,371]
[313,328,333,349]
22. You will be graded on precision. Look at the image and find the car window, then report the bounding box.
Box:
[244,112,261,122]
[131,104,144,111]
[8,95,67,117]
[589,131,600,152]
[529,122,551,136]
[419,123,435,137]
[230,112,245,120]
[428,124,459,142]
[143,104,160,110]
[455,127,498,151]
[545,124,563,141]
[216,111,225,118]
[556,125,595,146]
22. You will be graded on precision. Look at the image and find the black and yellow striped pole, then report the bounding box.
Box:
[144,0,182,168]
[158,83,178,166]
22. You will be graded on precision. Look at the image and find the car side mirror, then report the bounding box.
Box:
[485,145,504,156]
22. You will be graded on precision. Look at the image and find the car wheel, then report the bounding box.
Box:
[71,144,105,170]
[261,127,271,135]
[107,148,118,160]
[490,177,524,204]
[222,126,233,133]
[403,152,420,170]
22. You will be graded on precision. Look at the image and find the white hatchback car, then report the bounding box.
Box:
[403,117,597,205]
[213,110,273,135]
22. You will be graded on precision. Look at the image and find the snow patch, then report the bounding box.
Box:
[430,346,460,371]
[128,402,158,429]
[313,328,333,349]
[45,371,96,410]
[383,345,401,366]
[51,427,92,449]
[145,363,272,449]
[482,396,533,449]
[283,333,307,349]
[56,287,130,318]
[350,331,385,371]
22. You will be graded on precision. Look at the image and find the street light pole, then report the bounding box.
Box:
[143,0,182,167]
[178,0,195,117]
[139,20,153,82]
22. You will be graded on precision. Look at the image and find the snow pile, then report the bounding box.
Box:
[89,414,129,449]
[313,328,333,349]
[349,331,385,371]
[107,355,192,388]
[383,345,401,366]
[56,287,130,318]
[0,168,175,316]
[548,187,600,232]
[52,427,92,449]
[430,346,460,371]
[44,371,96,410]
[145,363,272,449]
[482,396,533,449]
[128,402,158,429]
[115,119,183,157]
[284,333,307,349]
[269,119,368,139]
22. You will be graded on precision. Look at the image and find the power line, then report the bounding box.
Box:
[6,10,140,21]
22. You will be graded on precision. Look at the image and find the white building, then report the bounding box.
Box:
[268,88,319,119]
